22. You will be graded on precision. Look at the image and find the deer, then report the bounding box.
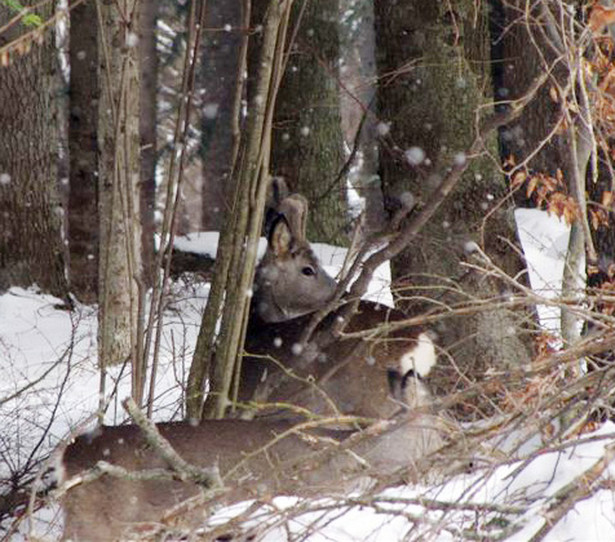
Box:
[236,191,437,422]
[58,364,445,541]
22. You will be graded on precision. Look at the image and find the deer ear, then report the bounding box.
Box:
[269,215,293,256]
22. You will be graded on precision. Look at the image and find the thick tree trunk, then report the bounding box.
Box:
[97,1,143,397]
[0,2,67,296]
[374,0,531,414]
[495,0,570,205]
[496,1,590,348]
[68,0,99,302]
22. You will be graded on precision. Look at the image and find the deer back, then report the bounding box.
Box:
[60,373,444,541]
[60,420,340,541]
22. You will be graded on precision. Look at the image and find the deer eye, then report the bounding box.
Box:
[301,266,316,277]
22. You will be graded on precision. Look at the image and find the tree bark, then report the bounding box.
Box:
[254,0,348,244]
[97,1,143,400]
[495,0,569,199]
[496,1,591,348]
[199,1,243,231]
[374,0,531,414]
[0,2,67,296]
[68,0,99,302]
[139,0,157,286]
[339,0,385,233]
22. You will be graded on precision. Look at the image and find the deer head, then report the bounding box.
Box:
[254,194,337,323]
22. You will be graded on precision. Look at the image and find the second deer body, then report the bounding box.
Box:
[60,369,444,541]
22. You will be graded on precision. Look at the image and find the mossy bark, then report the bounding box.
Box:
[267,0,348,245]
[374,0,531,414]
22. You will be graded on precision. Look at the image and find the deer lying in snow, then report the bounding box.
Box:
[57,192,449,540]
[238,193,437,421]
[58,364,444,541]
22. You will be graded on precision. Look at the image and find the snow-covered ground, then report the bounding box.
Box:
[1,210,614,541]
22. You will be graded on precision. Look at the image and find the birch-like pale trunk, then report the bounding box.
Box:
[96,0,143,403]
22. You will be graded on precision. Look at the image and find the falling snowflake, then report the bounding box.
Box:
[126,32,139,48]
[203,103,219,119]
[404,147,425,166]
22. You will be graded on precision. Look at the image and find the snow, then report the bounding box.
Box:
[404,147,425,166]
[376,121,391,136]
[2,211,615,540]
[515,208,574,334]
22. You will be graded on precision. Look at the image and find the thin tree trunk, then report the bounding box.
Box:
[187,0,294,420]
[97,1,143,403]
[139,0,157,287]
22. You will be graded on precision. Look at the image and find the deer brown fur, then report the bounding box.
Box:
[239,194,436,421]
[59,370,444,541]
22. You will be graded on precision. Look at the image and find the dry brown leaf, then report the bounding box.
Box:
[526,175,539,198]
[511,170,527,190]
[589,5,615,35]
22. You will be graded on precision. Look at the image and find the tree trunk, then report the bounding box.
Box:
[0,2,67,296]
[254,0,348,244]
[139,0,157,287]
[187,0,293,420]
[495,0,570,206]
[374,0,531,415]
[68,0,99,302]
[496,1,591,349]
[199,1,243,231]
[97,1,143,401]
[339,0,385,233]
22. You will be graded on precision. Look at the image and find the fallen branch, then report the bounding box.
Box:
[123,397,222,488]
